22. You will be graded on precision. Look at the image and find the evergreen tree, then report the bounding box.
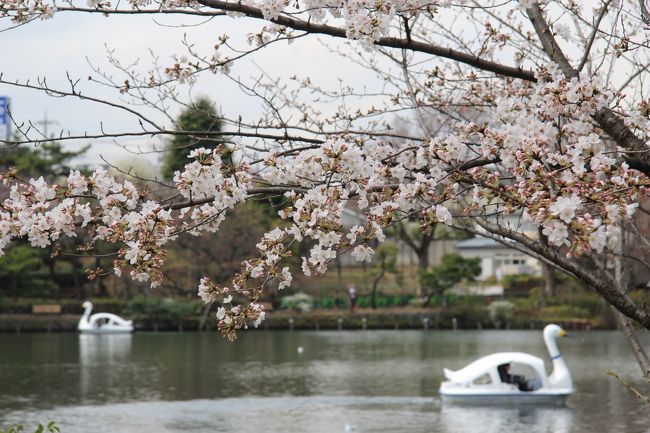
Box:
[0,141,89,176]
[419,254,481,307]
[0,245,57,298]
[161,98,224,181]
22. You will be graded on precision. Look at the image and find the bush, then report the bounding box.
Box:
[488,300,515,328]
[302,294,413,309]
[355,295,369,308]
[538,305,591,320]
[442,303,489,328]
[313,296,338,308]
[0,298,126,314]
[408,297,426,307]
[125,297,203,321]
[502,274,543,297]
[280,293,313,313]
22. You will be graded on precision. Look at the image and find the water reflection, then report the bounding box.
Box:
[439,405,573,433]
[79,334,133,363]
[78,334,133,401]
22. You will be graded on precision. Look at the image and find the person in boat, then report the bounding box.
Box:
[497,363,531,391]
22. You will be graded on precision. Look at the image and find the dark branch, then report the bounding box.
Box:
[196,0,536,81]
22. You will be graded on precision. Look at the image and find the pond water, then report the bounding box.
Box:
[1,329,649,432]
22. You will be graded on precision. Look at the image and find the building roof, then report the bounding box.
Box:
[342,207,365,227]
[455,236,511,249]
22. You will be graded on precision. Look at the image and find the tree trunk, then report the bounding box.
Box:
[395,222,433,297]
[336,256,343,309]
[613,309,650,379]
[613,224,650,379]
[198,302,213,331]
[95,256,108,297]
[417,245,430,272]
[362,261,368,292]
[371,269,385,309]
[422,288,439,308]
[542,262,555,298]
[46,251,59,300]
[71,257,84,300]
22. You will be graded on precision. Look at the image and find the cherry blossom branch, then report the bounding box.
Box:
[56,6,226,17]
[3,128,324,146]
[577,0,614,73]
[526,3,650,176]
[194,0,537,81]
[0,74,162,131]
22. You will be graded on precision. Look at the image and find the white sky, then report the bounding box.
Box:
[0,10,380,175]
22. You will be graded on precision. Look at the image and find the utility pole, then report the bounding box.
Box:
[35,111,58,139]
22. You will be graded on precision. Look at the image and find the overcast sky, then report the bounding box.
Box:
[0,10,378,175]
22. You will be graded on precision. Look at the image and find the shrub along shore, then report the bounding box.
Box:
[0,296,612,333]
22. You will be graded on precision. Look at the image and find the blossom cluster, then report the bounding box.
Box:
[0,0,55,22]
[174,146,251,236]
[0,147,249,288]
[455,70,647,254]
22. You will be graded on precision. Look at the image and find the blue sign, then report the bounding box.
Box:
[0,97,9,140]
[0,97,8,122]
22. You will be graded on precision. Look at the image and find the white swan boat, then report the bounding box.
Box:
[439,324,573,404]
[78,301,134,334]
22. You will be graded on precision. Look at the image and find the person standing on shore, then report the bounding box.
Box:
[348,285,357,314]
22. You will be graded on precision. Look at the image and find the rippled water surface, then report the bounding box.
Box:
[1,329,649,432]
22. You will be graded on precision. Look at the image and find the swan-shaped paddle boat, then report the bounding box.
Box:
[439,324,573,404]
[78,301,134,334]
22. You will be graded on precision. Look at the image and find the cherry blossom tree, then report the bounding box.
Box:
[0,0,649,373]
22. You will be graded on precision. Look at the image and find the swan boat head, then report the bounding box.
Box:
[543,324,572,390]
[78,301,93,330]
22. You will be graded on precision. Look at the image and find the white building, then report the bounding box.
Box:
[455,236,541,281]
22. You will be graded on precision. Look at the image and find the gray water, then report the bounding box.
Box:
[1,330,649,433]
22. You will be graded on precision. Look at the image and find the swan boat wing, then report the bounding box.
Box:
[442,352,547,384]
[440,353,571,404]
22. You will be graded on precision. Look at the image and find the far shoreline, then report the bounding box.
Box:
[0,308,600,333]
